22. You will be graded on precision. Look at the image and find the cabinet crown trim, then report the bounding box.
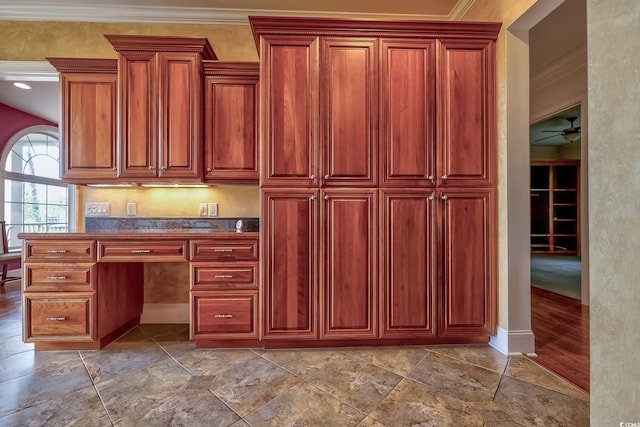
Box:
[249,16,502,48]
[104,34,217,60]
[203,61,259,76]
[46,58,118,73]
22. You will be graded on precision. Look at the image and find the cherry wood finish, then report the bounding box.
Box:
[321,38,378,187]
[439,39,495,187]
[322,189,378,339]
[47,58,118,183]
[439,189,495,337]
[530,286,589,392]
[381,189,436,338]
[192,264,258,290]
[97,240,188,262]
[260,36,319,186]
[262,188,318,339]
[204,62,259,183]
[23,239,96,262]
[192,292,258,339]
[23,263,95,292]
[190,238,258,261]
[380,39,436,187]
[105,35,216,183]
[24,294,94,340]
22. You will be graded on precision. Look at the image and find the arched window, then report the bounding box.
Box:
[1,125,72,250]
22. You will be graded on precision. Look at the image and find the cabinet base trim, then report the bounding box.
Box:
[141,303,189,324]
[489,326,535,355]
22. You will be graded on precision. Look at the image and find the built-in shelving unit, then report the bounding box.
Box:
[530,160,580,254]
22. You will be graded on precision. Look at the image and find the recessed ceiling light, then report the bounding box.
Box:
[13,82,32,90]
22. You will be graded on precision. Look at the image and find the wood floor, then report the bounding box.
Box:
[529,286,590,392]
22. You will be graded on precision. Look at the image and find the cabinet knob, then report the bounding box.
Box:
[206,168,212,173]
[46,317,67,321]
[310,195,317,200]
[46,275,68,280]
[324,175,329,180]
[324,195,329,200]
[428,193,435,201]
[112,167,117,171]
[428,175,434,181]
[161,166,167,171]
[310,174,316,180]
[441,195,448,200]
[149,166,156,171]
[441,175,448,180]
[214,314,233,318]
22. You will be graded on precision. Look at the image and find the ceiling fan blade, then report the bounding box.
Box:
[534,133,563,142]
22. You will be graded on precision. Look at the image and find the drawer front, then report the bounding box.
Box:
[192,264,257,289]
[192,293,257,338]
[190,239,258,261]
[24,263,96,292]
[98,240,188,262]
[24,294,94,341]
[24,240,96,262]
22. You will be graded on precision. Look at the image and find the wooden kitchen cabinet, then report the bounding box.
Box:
[105,35,217,182]
[380,189,436,338]
[439,39,496,187]
[47,58,118,183]
[439,189,495,337]
[203,62,259,183]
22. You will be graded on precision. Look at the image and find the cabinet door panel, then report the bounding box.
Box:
[261,37,318,186]
[322,190,377,339]
[159,52,201,179]
[380,39,436,187]
[440,189,495,336]
[263,189,318,338]
[440,39,495,186]
[381,190,436,338]
[62,73,118,181]
[321,39,377,186]
[118,51,157,178]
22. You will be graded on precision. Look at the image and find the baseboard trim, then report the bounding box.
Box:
[141,303,189,324]
[490,327,536,355]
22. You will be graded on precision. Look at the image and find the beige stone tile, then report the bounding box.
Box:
[494,375,589,426]
[260,348,345,378]
[244,382,365,426]
[358,416,388,426]
[367,378,485,426]
[306,354,402,413]
[172,348,258,377]
[505,356,589,400]
[344,346,428,376]
[407,352,501,402]
[209,355,301,417]
[429,344,508,373]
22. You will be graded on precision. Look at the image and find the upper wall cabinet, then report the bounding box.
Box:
[105,35,217,183]
[47,58,118,183]
[203,62,259,183]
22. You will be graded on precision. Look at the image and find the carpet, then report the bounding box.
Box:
[530,255,581,300]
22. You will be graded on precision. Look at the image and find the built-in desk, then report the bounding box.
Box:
[18,232,259,350]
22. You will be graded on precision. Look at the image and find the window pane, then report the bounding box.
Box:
[47,185,67,205]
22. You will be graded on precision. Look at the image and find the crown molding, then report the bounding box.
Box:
[0,61,58,81]
[0,1,462,24]
[531,41,587,93]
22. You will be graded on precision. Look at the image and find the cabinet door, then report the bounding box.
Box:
[158,52,202,180]
[381,190,436,338]
[204,70,259,182]
[322,189,377,339]
[439,189,495,337]
[439,39,495,187]
[262,188,318,339]
[117,50,158,179]
[321,38,377,187]
[380,39,436,187]
[59,71,118,182]
[260,36,319,186]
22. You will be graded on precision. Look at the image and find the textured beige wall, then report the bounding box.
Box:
[588,0,640,422]
[0,20,258,61]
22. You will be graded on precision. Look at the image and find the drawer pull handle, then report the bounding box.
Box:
[46,249,67,253]
[214,275,234,279]
[214,314,233,318]
[46,276,68,280]
[131,249,151,253]
[46,317,67,321]
[214,249,233,253]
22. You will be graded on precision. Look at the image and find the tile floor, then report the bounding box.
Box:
[0,280,589,426]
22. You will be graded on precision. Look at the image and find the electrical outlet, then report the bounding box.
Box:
[85,202,110,217]
[127,203,136,216]
[199,203,208,217]
[208,203,218,217]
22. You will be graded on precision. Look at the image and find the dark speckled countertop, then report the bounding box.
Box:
[84,217,259,233]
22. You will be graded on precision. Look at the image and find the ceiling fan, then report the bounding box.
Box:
[535,116,581,142]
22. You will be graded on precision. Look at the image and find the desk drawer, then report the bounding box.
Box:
[191,292,257,338]
[24,294,94,341]
[24,263,95,292]
[98,240,188,262]
[192,264,257,289]
[190,239,258,261]
[24,240,96,262]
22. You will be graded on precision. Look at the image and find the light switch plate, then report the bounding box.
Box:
[85,202,109,217]
[127,203,136,216]
[208,203,218,217]
[199,203,208,217]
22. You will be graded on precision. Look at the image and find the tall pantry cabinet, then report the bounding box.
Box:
[252,17,501,346]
